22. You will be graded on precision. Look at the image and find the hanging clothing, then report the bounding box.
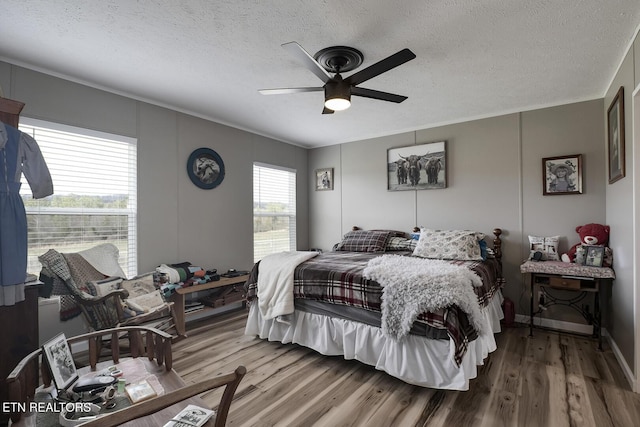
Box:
[0,122,53,306]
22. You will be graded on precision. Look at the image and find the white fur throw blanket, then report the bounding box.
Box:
[258,251,318,320]
[363,255,486,340]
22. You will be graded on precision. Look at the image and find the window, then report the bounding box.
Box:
[253,163,296,262]
[19,119,138,277]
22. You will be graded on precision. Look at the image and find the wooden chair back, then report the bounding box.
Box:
[5,326,173,424]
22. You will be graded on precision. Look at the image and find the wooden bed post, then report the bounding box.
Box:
[492,228,502,261]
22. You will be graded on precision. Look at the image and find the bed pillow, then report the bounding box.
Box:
[335,230,392,252]
[385,236,418,251]
[528,235,560,261]
[371,229,409,238]
[412,229,485,260]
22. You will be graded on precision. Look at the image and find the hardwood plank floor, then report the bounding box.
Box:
[172,310,640,427]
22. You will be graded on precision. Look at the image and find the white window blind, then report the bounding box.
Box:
[19,118,138,277]
[253,163,296,262]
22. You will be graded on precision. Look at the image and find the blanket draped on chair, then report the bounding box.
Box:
[39,244,124,321]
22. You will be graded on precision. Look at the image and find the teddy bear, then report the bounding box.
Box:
[561,223,612,267]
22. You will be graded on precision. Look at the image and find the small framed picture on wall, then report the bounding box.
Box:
[315,168,333,191]
[607,86,625,184]
[542,154,582,195]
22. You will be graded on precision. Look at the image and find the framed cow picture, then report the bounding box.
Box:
[187,147,225,190]
[387,141,447,191]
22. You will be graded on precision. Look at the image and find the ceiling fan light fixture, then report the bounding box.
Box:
[324,96,351,111]
[324,79,351,111]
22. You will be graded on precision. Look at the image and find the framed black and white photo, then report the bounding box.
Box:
[315,168,333,191]
[387,141,446,191]
[542,154,582,195]
[187,147,225,189]
[42,333,78,391]
[607,86,625,184]
[584,245,605,267]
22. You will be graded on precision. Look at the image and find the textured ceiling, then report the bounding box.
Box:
[1,1,639,148]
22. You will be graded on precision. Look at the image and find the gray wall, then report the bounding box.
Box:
[0,61,309,341]
[603,29,638,381]
[0,62,309,274]
[309,99,607,328]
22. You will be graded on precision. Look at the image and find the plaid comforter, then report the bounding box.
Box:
[246,251,504,365]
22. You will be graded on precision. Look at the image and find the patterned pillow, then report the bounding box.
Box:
[371,229,408,238]
[335,230,392,252]
[412,229,485,260]
[385,236,417,251]
[86,276,123,296]
[528,235,560,261]
[121,273,158,298]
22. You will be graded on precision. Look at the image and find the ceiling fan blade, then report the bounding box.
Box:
[282,42,333,84]
[351,87,408,103]
[322,107,335,114]
[345,48,416,86]
[259,87,323,95]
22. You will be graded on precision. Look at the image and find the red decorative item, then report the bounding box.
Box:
[561,223,613,267]
[502,297,515,327]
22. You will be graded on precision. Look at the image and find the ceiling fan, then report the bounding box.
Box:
[259,42,416,114]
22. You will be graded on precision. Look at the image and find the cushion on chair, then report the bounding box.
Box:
[86,277,124,296]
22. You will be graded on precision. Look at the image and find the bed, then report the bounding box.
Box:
[244,227,505,391]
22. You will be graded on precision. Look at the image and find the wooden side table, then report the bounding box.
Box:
[520,260,615,350]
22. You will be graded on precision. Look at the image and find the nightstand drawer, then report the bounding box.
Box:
[549,276,581,290]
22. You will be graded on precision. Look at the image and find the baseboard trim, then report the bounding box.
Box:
[605,330,637,392]
[514,314,637,391]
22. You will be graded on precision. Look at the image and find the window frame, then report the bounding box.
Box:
[252,162,297,263]
[19,118,138,276]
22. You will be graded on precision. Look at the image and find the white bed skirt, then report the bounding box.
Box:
[245,290,504,391]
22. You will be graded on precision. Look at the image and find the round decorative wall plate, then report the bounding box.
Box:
[187,147,225,189]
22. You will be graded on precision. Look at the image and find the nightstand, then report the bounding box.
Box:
[520,260,615,349]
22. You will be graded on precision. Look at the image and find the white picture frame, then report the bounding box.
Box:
[42,333,78,391]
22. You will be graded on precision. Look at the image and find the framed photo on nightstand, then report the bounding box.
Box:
[584,246,605,267]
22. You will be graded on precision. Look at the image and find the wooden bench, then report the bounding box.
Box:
[6,326,245,426]
[170,274,250,337]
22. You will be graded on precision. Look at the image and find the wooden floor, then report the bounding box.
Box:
[172,310,640,427]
